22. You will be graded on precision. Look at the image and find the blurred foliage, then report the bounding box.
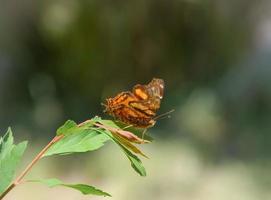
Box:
[0,0,271,199]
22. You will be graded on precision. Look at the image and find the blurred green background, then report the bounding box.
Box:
[1,0,271,199]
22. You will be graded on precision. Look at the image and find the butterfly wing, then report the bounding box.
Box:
[132,78,164,111]
[104,78,164,128]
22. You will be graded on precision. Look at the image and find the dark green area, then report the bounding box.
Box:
[0,0,270,173]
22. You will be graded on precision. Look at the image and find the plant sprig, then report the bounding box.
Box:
[0,116,150,199]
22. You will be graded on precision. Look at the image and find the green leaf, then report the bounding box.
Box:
[94,127,147,176]
[47,118,147,176]
[30,178,111,197]
[98,120,120,129]
[44,129,110,157]
[111,137,147,176]
[101,120,154,142]
[97,119,152,143]
[56,120,77,135]
[0,128,28,194]
[111,133,149,158]
[96,120,149,157]
[45,119,111,157]
[56,120,97,136]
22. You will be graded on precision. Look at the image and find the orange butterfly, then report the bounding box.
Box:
[103,78,164,128]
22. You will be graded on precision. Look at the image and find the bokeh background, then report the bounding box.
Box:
[1,0,271,199]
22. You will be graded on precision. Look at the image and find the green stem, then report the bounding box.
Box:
[0,119,94,199]
[0,135,64,200]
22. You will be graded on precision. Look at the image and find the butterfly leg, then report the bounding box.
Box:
[141,128,147,142]
[122,125,134,130]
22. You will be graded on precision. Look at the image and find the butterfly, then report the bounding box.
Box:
[103,78,164,128]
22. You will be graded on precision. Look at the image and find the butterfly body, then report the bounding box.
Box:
[104,78,164,128]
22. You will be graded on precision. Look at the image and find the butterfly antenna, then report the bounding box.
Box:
[153,109,175,121]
